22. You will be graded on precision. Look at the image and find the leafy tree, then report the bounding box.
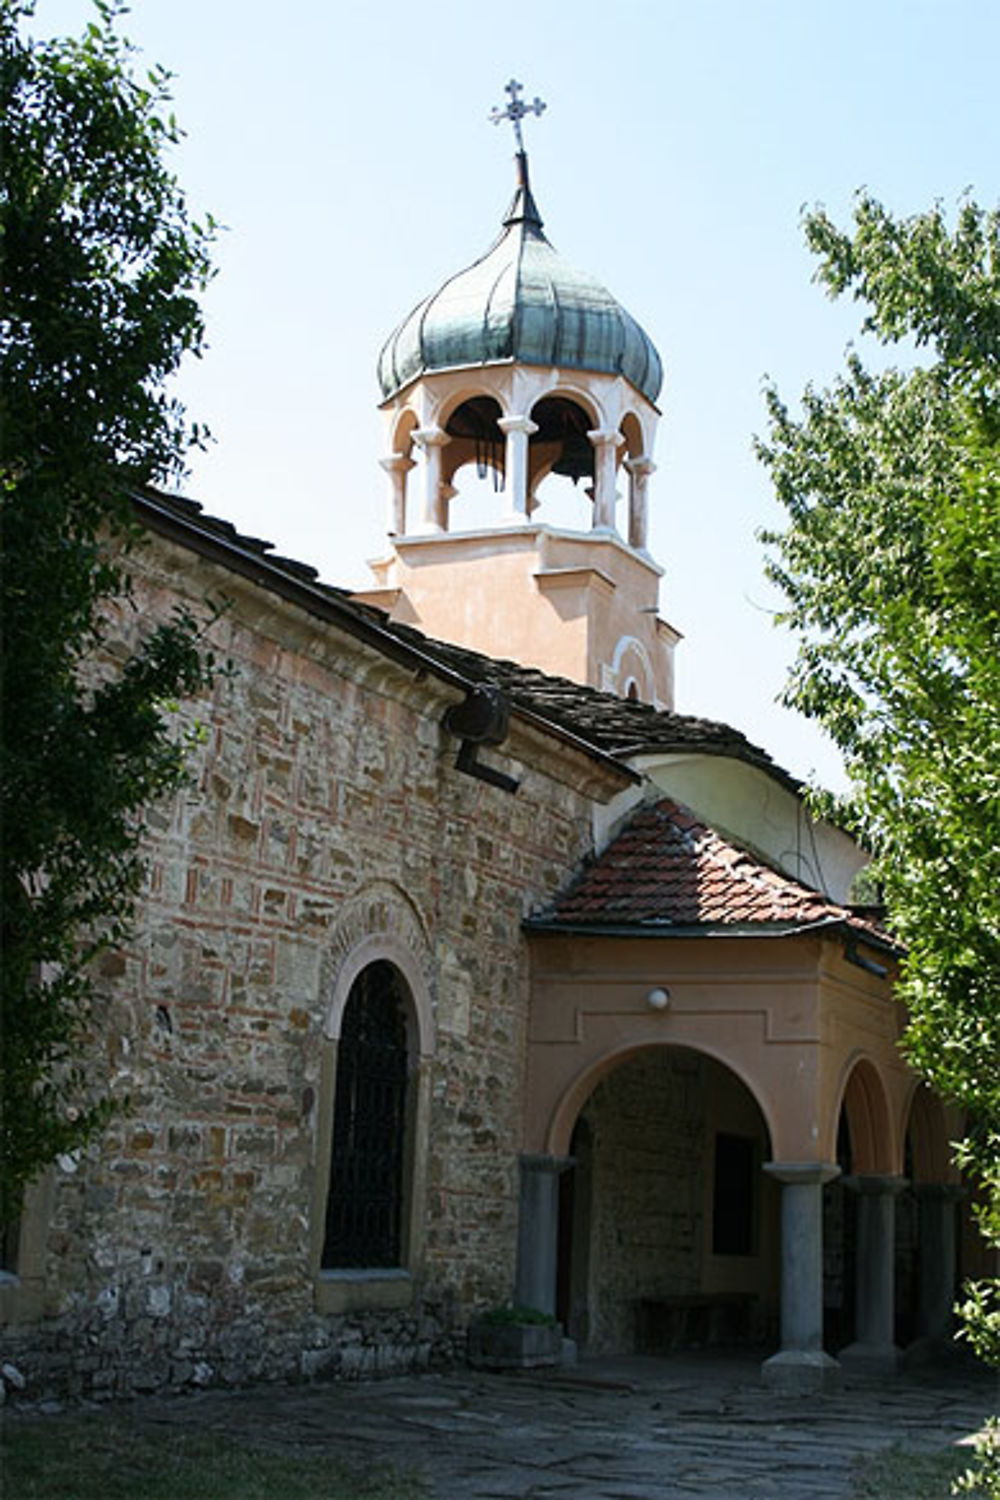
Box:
[758,194,999,1486]
[0,0,218,1229]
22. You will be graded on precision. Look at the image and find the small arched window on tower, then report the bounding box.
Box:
[322,961,411,1269]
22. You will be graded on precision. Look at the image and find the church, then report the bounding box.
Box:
[0,85,983,1400]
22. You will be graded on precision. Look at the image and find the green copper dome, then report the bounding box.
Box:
[377,155,662,406]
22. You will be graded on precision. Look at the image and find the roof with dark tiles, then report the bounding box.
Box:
[529,798,891,945]
[135,488,796,793]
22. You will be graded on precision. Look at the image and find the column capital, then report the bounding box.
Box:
[764,1161,841,1187]
[843,1173,909,1196]
[587,427,625,449]
[380,452,416,475]
[624,455,656,478]
[497,414,539,437]
[412,425,450,449]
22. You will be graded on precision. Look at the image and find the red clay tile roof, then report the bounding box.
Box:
[533,798,890,943]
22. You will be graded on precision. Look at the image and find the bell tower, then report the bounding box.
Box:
[354,82,680,708]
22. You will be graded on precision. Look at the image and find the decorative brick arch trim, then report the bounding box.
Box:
[322,882,435,1059]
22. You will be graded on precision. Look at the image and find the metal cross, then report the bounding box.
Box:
[489,79,546,153]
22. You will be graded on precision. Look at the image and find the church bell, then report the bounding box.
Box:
[550,430,594,485]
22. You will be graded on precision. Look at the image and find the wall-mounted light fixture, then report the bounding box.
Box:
[646,987,670,1011]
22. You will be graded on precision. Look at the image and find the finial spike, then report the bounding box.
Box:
[489,78,546,154]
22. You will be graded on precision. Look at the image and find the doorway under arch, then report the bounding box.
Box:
[555,1046,779,1355]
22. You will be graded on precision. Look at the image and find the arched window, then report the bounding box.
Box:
[322,961,410,1269]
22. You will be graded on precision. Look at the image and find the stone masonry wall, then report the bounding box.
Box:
[582,1050,707,1353]
[578,1049,777,1354]
[0,533,608,1398]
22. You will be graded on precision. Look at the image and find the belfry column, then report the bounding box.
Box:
[380,453,416,535]
[497,415,538,522]
[624,456,655,550]
[412,425,451,532]
[588,429,621,530]
[514,1153,572,1316]
[762,1162,842,1391]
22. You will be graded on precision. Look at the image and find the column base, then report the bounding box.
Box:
[761,1349,842,1393]
[839,1341,902,1377]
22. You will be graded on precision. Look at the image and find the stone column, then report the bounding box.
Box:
[497,415,538,523]
[514,1153,572,1317]
[587,430,622,531]
[762,1161,841,1391]
[624,456,655,550]
[379,453,416,535]
[411,425,451,533]
[840,1174,907,1376]
[911,1183,963,1355]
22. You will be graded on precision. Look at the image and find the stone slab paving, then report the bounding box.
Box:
[25,1351,1000,1498]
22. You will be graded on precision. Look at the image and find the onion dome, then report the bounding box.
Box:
[377,153,662,406]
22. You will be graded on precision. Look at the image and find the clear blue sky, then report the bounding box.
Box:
[34,1,1000,789]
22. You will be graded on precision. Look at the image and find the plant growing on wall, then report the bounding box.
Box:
[0,0,218,1229]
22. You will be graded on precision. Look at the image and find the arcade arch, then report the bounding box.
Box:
[552,1045,779,1355]
[903,1081,952,1183]
[835,1054,896,1174]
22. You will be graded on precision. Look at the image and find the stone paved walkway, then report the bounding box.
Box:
[125,1349,997,1499]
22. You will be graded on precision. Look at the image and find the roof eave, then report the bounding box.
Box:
[378,355,662,413]
[523,914,899,953]
[132,489,637,790]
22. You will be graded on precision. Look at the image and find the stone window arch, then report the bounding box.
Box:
[311,890,435,1315]
[322,960,411,1270]
[607,634,654,704]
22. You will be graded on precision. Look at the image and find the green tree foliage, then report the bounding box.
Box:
[758,196,1000,1395]
[0,0,218,1227]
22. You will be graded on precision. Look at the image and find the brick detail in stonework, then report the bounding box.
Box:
[1,536,602,1399]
